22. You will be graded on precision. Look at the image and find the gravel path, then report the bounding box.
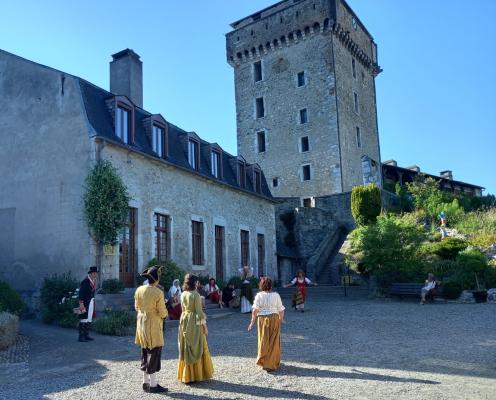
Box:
[2,297,495,400]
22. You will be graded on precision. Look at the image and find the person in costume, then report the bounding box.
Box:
[283,270,317,312]
[177,273,214,384]
[248,276,285,372]
[135,266,168,393]
[239,266,254,314]
[78,266,98,342]
[168,279,182,320]
[222,280,239,308]
[205,277,223,308]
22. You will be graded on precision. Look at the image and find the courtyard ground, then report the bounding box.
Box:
[1,295,495,400]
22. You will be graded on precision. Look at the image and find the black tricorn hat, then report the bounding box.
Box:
[140,266,161,283]
[88,266,98,274]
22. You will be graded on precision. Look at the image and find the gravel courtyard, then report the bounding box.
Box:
[2,296,495,400]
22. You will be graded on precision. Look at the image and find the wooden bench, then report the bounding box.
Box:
[390,282,443,300]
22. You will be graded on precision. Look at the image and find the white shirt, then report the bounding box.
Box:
[206,284,219,294]
[169,286,182,303]
[252,291,285,316]
[291,277,311,285]
[423,281,436,291]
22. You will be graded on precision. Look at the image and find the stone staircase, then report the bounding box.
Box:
[315,229,349,285]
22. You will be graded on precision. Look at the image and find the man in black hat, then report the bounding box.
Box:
[78,266,98,342]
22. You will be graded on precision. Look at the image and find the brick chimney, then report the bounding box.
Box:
[110,49,143,108]
[440,170,453,180]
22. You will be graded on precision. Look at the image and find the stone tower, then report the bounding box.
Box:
[226,0,382,201]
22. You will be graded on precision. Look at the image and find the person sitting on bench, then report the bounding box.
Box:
[420,273,436,305]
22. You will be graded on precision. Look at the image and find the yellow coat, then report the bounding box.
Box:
[134,284,168,349]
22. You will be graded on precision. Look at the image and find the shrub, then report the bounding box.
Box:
[348,214,425,289]
[453,249,488,289]
[84,160,131,246]
[406,176,443,224]
[351,184,382,226]
[40,273,79,328]
[137,259,186,291]
[429,237,468,260]
[435,199,465,226]
[455,209,496,248]
[442,281,462,300]
[0,281,26,316]
[93,310,134,336]
[0,312,18,350]
[100,279,124,294]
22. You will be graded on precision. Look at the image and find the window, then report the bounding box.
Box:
[256,97,265,118]
[257,234,265,276]
[211,150,222,178]
[154,213,169,263]
[301,136,309,152]
[254,169,262,193]
[302,165,311,181]
[257,131,266,153]
[353,92,359,113]
[352,18,357,30]
[272,177,279,188]
[254,61,263,82]
[297,71,305,87]
[237,161,246,188]
[356,127,362,148]
[240,230,250,267]
[303,198,312,208]
[299,108,308,124]
[116,106,131,144]
[188,139,199,170]
[352,59,357,79]
[192,220,204,265]
[152,125,166,158]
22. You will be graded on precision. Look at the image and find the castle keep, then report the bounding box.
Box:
[226,0,382,202]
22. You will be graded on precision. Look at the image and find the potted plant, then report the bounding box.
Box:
[472,274,487,303]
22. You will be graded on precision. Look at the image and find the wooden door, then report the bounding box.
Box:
[215,225,225,281]
[257,233,265,276]
[119,208,137,287]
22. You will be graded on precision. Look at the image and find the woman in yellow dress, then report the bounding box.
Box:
[177,273,214,383]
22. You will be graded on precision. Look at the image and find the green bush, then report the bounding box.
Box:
[429,237,468,260]
[137,259,186,291]
[40,273,79,328]
[435,199,465,226]
[351,184,382,226]
[0,281,26,316]
[100,279,124,294]
[406,177,443,224]
[455,209,496,248]
[348,214,425,289]
[93,310,134,336]
[442,281,462,300]
[453,249,488,289]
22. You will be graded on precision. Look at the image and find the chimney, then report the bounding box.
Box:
[383,159,397,167]
[440,170,453,180]
[407,165,420,173]
[110,49,143,108]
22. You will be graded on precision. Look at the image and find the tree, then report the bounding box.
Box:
[351,184,381,226]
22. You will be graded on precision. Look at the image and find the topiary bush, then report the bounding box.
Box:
[40,273,79,328]
[453,249,488,290]
[351,184,381,226]
[430,237,468,260]
[93,310,134,336]
[442,280,462,300]
[100,279,125,294]
[0,281,26,316]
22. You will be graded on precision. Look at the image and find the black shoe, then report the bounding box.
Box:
[85,335,94,341]
[83,323,95,341]
[149,384,168,393]
[78,323,87,342]
[142,383,150,392]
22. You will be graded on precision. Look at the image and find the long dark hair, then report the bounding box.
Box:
[182,273,199,291]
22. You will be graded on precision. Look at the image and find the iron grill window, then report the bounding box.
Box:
[192,220,204,265]
[241,230,250,267]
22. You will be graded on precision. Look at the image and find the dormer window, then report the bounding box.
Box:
[116,105,132,144]
[211,150,222,178]
[237,161,246,188]
[188,139,200,170]
[254,169,262,193]
[152,124,166,158]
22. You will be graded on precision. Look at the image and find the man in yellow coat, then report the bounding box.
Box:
[135,266,168,393]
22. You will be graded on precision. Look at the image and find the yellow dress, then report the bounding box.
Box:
[177,290,214,383]
[134,285,168,349]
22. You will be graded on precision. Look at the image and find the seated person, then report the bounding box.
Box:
[205,278,223,308]
[420,273,437,305]
[222,281,239,308]
[167,279,182,320]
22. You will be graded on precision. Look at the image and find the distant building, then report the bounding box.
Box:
[382,160,484,197]
[0,48,276,304]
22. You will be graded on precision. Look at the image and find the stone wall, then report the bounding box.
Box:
[101,142,277,282]
[0,50,93,306]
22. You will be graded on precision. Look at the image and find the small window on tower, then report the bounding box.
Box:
[272,177,279,188]
[302,165,311,181]
[353,92,359,114]
[256,97,265,118]
[297,71,305,87]
[352,59,357,79]
[301,136,309,152]
[299,108,308,124]
[352,18,357,30]
[257,131,266,153]
[254,61,263,82]
[356,127,361,148]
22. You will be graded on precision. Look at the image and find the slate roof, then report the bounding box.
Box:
[78,79,274,201]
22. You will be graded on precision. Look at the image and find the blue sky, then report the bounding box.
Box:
[1,0,494,194]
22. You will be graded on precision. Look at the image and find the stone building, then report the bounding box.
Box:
[226,0,382,203]
[0,48,276,304]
